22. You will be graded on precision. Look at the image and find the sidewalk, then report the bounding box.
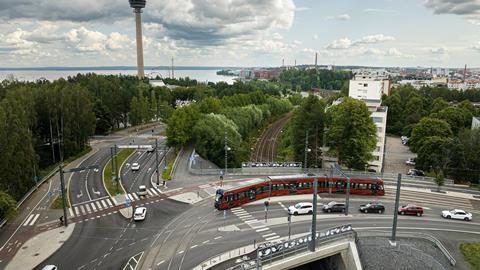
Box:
[5,224,75,270]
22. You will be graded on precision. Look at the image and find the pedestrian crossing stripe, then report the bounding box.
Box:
[90,202,97,211]
[85,204,92,213]
[101,200,107,208]
[95,201,102,210]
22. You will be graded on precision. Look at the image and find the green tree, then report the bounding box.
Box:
[434,107,472,135]
[409,117,453,153]
[415,136,452,173]
[94,99,113,135]
[150,89,158,121]
[166,105,200,147]
[192,114,242,168]
[434,171,445,192]
[198,97,222,114]
[0,191,17,220]
[430,97,449,114]
[326,97,377,170]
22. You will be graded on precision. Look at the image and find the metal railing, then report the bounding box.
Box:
[357,230,456,266]
[0,167,59,228]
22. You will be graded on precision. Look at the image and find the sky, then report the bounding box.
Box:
[0,0,480,68]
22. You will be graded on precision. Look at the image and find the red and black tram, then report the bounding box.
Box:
[214,174,385,210]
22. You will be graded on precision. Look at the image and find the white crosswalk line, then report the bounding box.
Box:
[147,189,153,196]
[263,232,277,237]
[95,201,102,210]
[265,235,280,241]
[23,214,35,226]
[150,188,158,195]
[68,207,74,217]
[80,205,86,215]
[74,207,80,216]
[244,219,258,224]
[236,213,251,217]
[85,204,92,213]
[28,214,40,226]
[127,194,134,201]
[90,203,97,212]
[256,228,269,232]
[101,200,108,208]
[106,199,113,207]
[132,193,140,200]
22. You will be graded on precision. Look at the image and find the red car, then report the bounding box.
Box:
[398,204,424,216]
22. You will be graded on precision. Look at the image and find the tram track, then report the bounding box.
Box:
[252,112,291,163]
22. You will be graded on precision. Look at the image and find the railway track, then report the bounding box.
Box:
[251,112,291,163]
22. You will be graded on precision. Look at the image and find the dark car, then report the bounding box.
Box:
[322,201,346,213]
[359,203,385,214]
[407,169,425,176]
[398,204,424,216]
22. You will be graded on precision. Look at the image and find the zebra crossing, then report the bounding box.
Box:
[71,187,161,218]
[231,207,281,242]
[23,213,41,226]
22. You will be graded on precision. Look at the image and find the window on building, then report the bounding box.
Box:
[364,83,368,87]
[373,155,380,161]
[371,117,383,123]
[377,127,382,133]
[376,146,381,152]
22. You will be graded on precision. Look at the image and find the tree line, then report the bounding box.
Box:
[278,95,377,170]
[279,68,352,91]
[383,85,480,184]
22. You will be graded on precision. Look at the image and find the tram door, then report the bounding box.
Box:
[249,188,256,200]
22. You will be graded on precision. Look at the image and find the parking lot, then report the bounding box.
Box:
[383,136,416,174]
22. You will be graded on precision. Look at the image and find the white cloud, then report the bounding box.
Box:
[363,8,396,13]
[355,34,395,44]
[313,34,319,40]
[471,42,480,51]
[65,27,107,53]
[325,14,351,21]
[326,38,353,49]
[430,47,448,54]
[424,0,480,24]
[106,33,133,51]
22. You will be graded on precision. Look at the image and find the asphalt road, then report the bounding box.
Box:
[36,199,190,270]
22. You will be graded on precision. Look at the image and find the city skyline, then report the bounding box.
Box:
[1,0,480,68]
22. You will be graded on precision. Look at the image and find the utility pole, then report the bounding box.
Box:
[304,130,309,173]
[224,131,228,176]
[391,173,402,244]
[59,164,68,227]
[345,176,351,216]
[155,139,159,186]
[114,145,119,194]
[309,177,318,252]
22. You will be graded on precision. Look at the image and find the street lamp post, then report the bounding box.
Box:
[59,164,99,227]
[304,131,309,173]
[309,177,318,252]
[332,164,351,216]
[155,138,159,186]
[224,131,231,177]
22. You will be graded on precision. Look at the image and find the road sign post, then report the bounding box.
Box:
[287,214,291,240]
[264,201,269,222]
[59,164,68,227]
[391,173,402,244]
[309,177,318,252]
[155,139,159,186]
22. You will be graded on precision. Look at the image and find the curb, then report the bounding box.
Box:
[118,149,136,194]
[68,147,99,208]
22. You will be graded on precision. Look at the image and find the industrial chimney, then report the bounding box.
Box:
[129,0,146,79]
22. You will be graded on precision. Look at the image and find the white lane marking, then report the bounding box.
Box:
[90,203,97,212]
[85,204,92,213]
[28,214,40,226]
[101,200,107,208]
[178,250,184,254]
[244,220,259,224]
[127,194,134,201]
[214,236,222,240]
[202,240,209,244]
[146,189,153,196]
[74,207,80,216]
[236,213,251,217]
[157,260,165,266]
[150,188,158,195]
[256,227,269,232]
[191,245,198,249]
[265,235,280,241]
[80,205,86,215]
[68,207,74,217]
[23,214,35,226]
[262,232,276,237]
[95,201,102,210]
[106,199,113,207]
[132,193,140,201]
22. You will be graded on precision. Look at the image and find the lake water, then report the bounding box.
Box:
[0,69,237,84]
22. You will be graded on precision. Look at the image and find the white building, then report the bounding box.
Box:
[398,77,447,89]
[473,117,480,129]
[349,73,391,100]
[348,73,389,172]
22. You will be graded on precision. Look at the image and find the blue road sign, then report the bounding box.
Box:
[125,196,131,207]
[112,175,117,182]
[47,191,53,199]
[220,170,224,176]
[32,175,38,183]
[192,159,197,166]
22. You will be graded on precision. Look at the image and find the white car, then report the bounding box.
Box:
[288,202,313,215]
[146,146,155,153]
[134,207,147,221]
[42,266,58,270]
[441,209,472,221]
[131,163,140,171]
[405,158,416,166]
[137,185,148,196]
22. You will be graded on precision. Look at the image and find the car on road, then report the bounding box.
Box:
[146,146,155,152]
[288,202,313,215]
[407,169,424,176]
[401,136,409,145]
[398,204,424,216]
[134,207,147,221]
[359,203,384,214]
[322,201,346,213]
[441,209,472,221]
[405,158,416,166]
[137,185,148,196]
[42,266,58,270]
[131,162,140,171]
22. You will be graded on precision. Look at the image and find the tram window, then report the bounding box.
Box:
[257,187,263,194]
[272,184,278,190]
[238,192,245,199]
[265,185,270,192]
[228,195,234,202]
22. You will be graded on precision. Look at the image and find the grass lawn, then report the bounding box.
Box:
[162,159,174,181]
[104,149,135,196]
[460,242,480,270]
